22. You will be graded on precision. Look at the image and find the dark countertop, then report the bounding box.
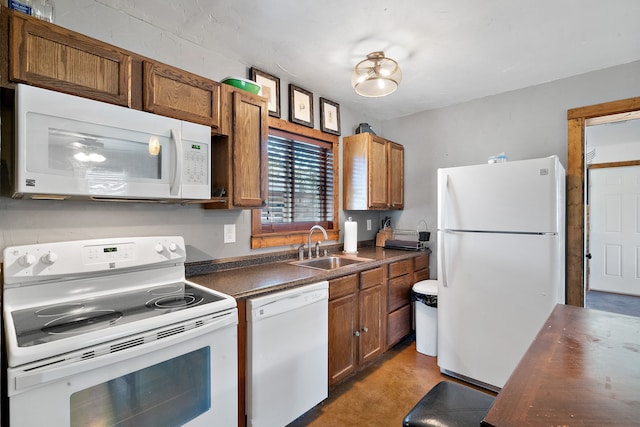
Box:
[482,304,640,426]
[188,247,429,300]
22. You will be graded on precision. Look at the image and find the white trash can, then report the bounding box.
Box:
[412,280,438,356]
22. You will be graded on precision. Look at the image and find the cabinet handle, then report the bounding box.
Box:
[362,327,369,333]
[353,331,360,337]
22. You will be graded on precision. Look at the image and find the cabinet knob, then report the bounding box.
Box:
[353,331,360,337]
[362,327,369,333]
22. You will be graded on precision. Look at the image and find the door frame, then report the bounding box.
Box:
[566,96,640,306]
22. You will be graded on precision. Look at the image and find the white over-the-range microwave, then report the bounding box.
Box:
[11,84,211,201]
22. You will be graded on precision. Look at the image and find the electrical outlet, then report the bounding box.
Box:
[367,219,372,231]
[224,224,236,243]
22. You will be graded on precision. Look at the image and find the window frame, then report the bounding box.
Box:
[251,118,339,249]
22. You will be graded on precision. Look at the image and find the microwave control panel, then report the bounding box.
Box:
[184,143,209,185]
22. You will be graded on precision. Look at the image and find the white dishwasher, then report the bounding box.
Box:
[246,281,329,427]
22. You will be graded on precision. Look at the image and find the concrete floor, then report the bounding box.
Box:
[288,337,459,426]
[586,290,640,317]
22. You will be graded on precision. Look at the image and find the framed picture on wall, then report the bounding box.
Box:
[250,67,281,118]
[289,84,314,128]
[320,97,341,135]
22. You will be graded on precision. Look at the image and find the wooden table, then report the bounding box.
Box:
[482,304,640,426]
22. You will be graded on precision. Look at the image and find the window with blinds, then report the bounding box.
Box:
[260,129,334,232]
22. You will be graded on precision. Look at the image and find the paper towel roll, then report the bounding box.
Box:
[344,218,358,253]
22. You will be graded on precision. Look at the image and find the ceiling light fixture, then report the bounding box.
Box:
[352,51,402,97]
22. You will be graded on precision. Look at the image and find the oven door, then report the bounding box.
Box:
[8,309,237,427]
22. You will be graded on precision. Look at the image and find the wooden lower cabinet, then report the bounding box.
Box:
[328,286,358,384]
[414,254,430,282]
[359,268,385,364]
[386,254,430,347]
[328,267,385,386]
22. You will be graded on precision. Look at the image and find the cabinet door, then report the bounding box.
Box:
[231,90,268,207]
[388,142,404,209]
[329,292,358,386]
[143,61,220,128]
[9,12,132,106]
[359,284,384,365]
[367,136,389,208]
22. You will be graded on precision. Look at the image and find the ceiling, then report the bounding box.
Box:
[97,0,640,120]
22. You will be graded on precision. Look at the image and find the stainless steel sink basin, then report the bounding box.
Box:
[291,255,373,271]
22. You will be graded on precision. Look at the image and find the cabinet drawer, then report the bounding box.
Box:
[388,259,413,279]
[414,269,430,282]
[387,304,411,348]
[9,12,132,107]
[387,273,413,313]
[414,255,429,271]
[360,267,383,290]
[329,274,358,300]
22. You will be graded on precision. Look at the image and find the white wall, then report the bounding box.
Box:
[0,0,384,262]
[381,60,640,274]
[1,2,639,265]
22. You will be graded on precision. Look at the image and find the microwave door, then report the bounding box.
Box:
[19,112,175,200]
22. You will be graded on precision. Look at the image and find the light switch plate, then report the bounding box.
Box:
[224,224,236,243]
[367,219,372,231]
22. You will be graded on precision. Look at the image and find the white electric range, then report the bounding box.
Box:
[3,236,238,426]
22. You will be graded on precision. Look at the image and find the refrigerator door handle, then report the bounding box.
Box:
[439,174,449,287]
[439,230,448,287]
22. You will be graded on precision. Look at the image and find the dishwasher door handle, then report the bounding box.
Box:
[248,283,329,321]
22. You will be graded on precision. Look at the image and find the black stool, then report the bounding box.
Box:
[403,381,496,426]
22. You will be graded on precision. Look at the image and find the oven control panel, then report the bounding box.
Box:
[3,236,186,285]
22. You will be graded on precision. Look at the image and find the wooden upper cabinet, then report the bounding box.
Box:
[232,90,267,207]
[388,142,404,209]
[143,60,220,129]
[206,84,267,209]
[343,132,404,210]
[368,136,389,209]
[8,10,132,106]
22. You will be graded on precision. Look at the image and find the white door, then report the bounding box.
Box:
[437,230,563,389]
[589,165,640,296]
[437,156,563,233]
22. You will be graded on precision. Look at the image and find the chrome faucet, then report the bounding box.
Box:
[307,225,328,259]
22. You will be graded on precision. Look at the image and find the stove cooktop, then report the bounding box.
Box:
[11,282,225,348]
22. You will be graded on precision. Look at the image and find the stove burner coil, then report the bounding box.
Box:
[148,284,185,296]
[36,303,86,317]
[42,310,123,335]
[146,294,203,310]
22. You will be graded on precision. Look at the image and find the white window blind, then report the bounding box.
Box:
[261,130,334,231]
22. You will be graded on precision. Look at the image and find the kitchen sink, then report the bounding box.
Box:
[291,255,373,271]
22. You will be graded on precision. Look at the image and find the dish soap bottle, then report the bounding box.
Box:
[32,0,54,23]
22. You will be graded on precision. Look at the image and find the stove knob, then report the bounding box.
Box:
[168,242,178,252]
[41,251,58,265]
[155,243,165,253]
[19,253,36,267]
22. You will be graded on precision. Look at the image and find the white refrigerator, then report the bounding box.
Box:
[437,155,565,391]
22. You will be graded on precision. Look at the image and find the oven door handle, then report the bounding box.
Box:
[12,311,236,392]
